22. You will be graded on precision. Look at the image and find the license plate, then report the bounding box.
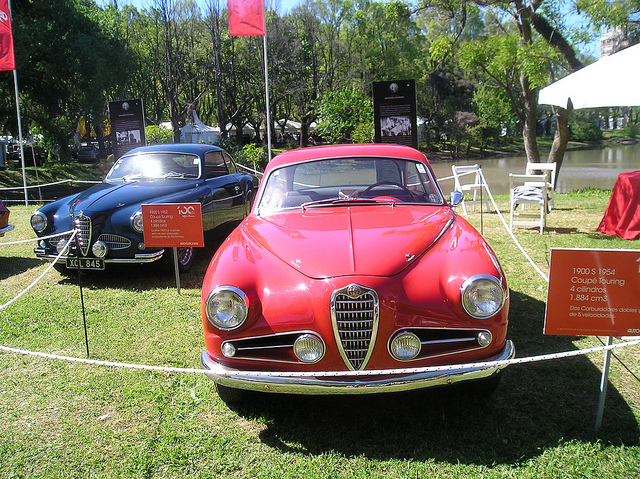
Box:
[66,257,105,270]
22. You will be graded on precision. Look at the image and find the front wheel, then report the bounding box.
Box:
[164,247,195,273]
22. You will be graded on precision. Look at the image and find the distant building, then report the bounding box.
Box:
[601,24,640,56]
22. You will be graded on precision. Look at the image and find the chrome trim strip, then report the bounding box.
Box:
[201,340,515,395]
[33,249,165,264]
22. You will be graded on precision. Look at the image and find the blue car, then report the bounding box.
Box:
[31,144,258,273]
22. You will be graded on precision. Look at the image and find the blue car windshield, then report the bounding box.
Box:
[106,153,201,181]
[257,157,444,215]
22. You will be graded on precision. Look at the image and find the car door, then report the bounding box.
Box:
[202,151,244,231]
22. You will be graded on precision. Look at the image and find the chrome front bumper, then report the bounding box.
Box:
[201,340,515,395]
[33,248,165,264]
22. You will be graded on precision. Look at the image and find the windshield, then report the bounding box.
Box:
[257,157,444,215]
[105,152,201,181]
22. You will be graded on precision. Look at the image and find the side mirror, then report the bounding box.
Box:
[450,191,463,206]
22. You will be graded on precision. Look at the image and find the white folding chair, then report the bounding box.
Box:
[509,173,548,234]
[451,164,491,215]
[525,162,556,211]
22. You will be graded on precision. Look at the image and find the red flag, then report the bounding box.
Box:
[228,0,265,36]
[0,0,15,71]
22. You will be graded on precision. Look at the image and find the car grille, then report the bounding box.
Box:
[98,234,131,250]
[73,215,92,256]
[331,284,379,370]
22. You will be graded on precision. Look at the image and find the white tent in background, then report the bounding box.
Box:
[180,112,221,144]
[539,43,640,109]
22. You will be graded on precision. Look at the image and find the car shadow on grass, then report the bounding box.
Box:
[0,256,48,280]
[53,237,226,291]
[227,290,639,466]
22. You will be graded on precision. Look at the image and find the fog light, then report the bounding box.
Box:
[56,239,68,254]
[138,242,145,250]
[38,239,46,248]
[293,334,325,363]
[92,241,108,258]
[390,331,421,361]
[477,331,492,347]
[221,342,237,358]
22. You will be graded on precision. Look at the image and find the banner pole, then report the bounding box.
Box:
[262,4,272,162]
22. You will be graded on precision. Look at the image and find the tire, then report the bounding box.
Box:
[165,247,195,273]
[215,383,249,405]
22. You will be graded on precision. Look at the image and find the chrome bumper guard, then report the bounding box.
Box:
[201,340,515,395]
[33,247,165,264]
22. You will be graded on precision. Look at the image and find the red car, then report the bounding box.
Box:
[201,144,513,404]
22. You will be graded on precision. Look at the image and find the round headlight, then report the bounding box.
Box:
[390,331,421,361]
[293,334,325,363]
[56,239,68,254]
[205,287,248,330]
[92,241,108,258]
[131,211,144,233]
[461,275,505,319]
[30,211,48,233]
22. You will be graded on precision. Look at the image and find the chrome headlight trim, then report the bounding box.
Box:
[389,331,421,361]
[91,241,108,258]
[460,274,505,319]
[30,211,48,233]
[131,210,144,233]
[205,286,249,331]
[293,334,325,364]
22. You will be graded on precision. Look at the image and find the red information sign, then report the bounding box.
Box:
[545,248,640,336]
[141,203,204,248]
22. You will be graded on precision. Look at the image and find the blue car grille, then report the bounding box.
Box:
[331,284,379,371]
[97,234,131,250]
[73,215,92,256]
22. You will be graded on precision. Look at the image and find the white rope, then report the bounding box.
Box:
[0,339,638,377]
[0,230,77,312]
[0,230,72,247]
[0,179,101,192]
[237,163,263,177]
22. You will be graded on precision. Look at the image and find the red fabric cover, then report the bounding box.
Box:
[597,171,640,240]
[0,200,9,228]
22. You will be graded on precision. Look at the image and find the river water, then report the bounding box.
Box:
[429,143,640,196]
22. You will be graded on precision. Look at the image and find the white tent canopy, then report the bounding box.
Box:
[539,43,640,109]
[180,112,221,144]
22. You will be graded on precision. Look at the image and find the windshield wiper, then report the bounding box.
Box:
[301,197,396,210]
[120,174,144,182]
[163,171,198,179]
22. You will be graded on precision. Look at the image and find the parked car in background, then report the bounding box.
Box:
[200,144,514,405]
[8,145,47,167]
[0,200,13,237]
[31,144,258,273]
[73,144,99,162]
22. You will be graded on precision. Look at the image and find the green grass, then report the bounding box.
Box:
[1,190,639,478]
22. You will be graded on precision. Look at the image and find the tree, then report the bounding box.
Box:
[315,87,374,143]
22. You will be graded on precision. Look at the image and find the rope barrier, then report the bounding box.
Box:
[0,179,101,192]
[0,230,73,247]
[0,166,636,381]
[0,339,638,377]
[0,230,76,312]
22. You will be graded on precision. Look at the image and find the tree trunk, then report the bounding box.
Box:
[521,75,540,163]
[547,104,572,184]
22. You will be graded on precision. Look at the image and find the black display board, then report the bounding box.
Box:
[373,80,418,149]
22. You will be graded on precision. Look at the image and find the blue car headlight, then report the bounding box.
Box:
[30,211,48,233]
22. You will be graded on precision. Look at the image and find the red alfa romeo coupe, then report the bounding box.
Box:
[201,144,514,404]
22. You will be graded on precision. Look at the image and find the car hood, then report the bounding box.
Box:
[62,180,195,214]
[245,205,455,278]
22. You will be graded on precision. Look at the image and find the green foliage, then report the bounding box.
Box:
[240,143,267,168]
[569,113,603,141]
[623,123,640,138]
[145,125,173,145]
[315,87,374,144]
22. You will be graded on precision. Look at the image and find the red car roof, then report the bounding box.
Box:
[265,144,431,174]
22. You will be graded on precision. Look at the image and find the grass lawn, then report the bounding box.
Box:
[1,189,639,478]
